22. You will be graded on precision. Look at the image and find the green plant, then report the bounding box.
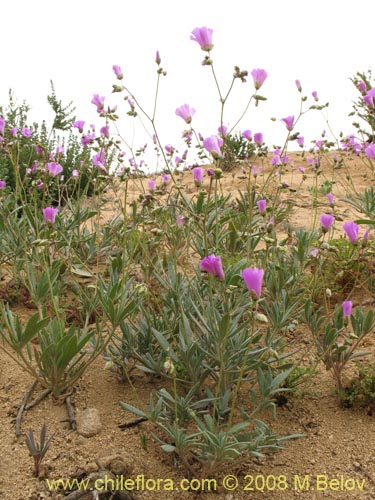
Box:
[342,362,375,413]
[25,423,54,477]
[303,300,375,406]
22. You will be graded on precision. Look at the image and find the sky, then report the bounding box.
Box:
[1,0,374,171]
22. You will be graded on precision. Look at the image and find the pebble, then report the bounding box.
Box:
[76,407,102,437]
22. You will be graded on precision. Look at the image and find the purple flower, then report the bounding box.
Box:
[343,221,359,243]
[192,166,204,186]
[242,130,252,141]
[56,145,65,155]
[72,169,79,177]
[320,213,335,232]
[310,248,318,258]
[242,267,264,298]
[10,127,17,136]
[190,27,214,51]
[21,127,32,138]
[257,199,267,213]
[251,69,268,90]
[297,166,305,173]
[365,144,375,160]
[148,179,156,191]
[81,133,95,146]
[162,173,170,184]
[326,192,334,205]
[155,50,161,66]
[91,94,105,112]
[200,254,225,280]
[218,125,228,137]
[203,135,223,158]
[100,125,110,137]
[112,65,123,79]
[297,136,304,147]
[42,206,59,224]
[357,81,367,94]
[35,144,43,156]
[37,180,44,190]
[295,79,302,92]
[0,117,5,135]
[175,104,196,124]
[342,300,353,318]
[254,132,263,145]
[0,180,6,188]
[312,91,319,101]
[73,120,85,133]
[364,88,375,108]
[176,214,185,227]
[93,150,106,169]
[47,162,63,176]
[281,116,295,131]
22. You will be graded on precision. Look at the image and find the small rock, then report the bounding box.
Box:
[76,408,102,437]
[84,462,99,473]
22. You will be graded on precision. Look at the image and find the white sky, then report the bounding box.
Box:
[1,0,374,170]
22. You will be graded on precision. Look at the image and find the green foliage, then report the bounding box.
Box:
[0,87,101,205]
[221,131,256,171]
[25,424,54,477]
[342,362,375,413]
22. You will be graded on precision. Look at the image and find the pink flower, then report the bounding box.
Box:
[0,180,6,188]
[72,169,79,177]
[257,199,267,214]
[47,162,63,176]
[203,135,223,158]
[343,221,359,243]
[162,173,170,184]
[357,81,367,94]
[326,192,334,205]
[175,104,196,124]
[312,91,319,101]
[281,116,295,131]
[81,133,95,146]
[364,88,375,108]
[148,179,156,191]
[200,254,225,280]
[242,267,264,298]
[73,120,85,133]
[42,206,59,224]
[297,136,304,147]
[91,94,105,112]
[192,166,204,186]
[112,65,123,79]
[342,300,353,318]
[297,166,305,173]
[310,248,318,258]
[251,69,268,90]
[21,127,32,138]
[10,127,17,136]
[190,27,214,51]
[0,117,5,135]
[176,214,185,227]
[93,150,106,169]
[218,125,228,137]
[320,213,335,232]
[242,130,252,141]
[100,126,110,137]
[295,79,302,92]
[365,144,375,160]
[254,132,263,145]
